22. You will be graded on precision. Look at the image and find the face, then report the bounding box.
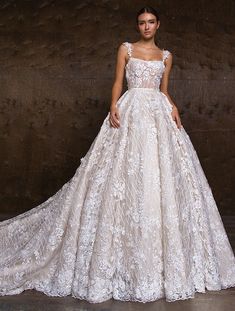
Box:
[137,12,160,39]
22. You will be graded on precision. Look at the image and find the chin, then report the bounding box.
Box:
[142,34,154,39]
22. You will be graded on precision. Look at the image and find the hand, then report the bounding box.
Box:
[171,105,182,129]
[109,105,120,128]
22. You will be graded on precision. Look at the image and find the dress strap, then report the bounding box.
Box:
[162,49,171,62]
[122,42,132,58]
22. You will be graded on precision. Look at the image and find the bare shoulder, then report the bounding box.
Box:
[162,49,172,66]
[117,42,131,60]
[118,42,129,53]
[163,49,172,57]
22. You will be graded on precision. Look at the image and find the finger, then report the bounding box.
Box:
[114,113,120,124]
[109,118,115,127]
[173,115,180,128]
[111,120,118,128]
[175,116,180,128]
[177,117,182,129]
[110,115,120,128]
[109,116,117,127]
[113,114,120,127]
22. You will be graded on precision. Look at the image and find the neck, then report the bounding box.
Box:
[138,37,156,48]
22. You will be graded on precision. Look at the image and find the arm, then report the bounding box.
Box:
[160,53,182,129]
[109,43,127,128]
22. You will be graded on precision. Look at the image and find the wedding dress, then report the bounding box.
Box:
[1,41,235,304]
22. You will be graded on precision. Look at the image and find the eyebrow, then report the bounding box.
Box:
[138,19,156,22]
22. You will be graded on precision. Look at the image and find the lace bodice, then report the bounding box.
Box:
[122,42,171,90]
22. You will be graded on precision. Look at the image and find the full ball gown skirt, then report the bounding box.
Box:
[0,41,235,303]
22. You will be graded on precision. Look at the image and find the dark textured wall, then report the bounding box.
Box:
[0,0,234,215]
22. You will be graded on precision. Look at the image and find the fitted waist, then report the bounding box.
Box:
[128,87,161,92]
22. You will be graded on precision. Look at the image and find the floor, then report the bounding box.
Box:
[0,215,235,311]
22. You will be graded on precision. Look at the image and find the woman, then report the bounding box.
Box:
[0,6,235,304]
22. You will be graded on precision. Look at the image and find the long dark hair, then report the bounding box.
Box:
[136,6,160,24]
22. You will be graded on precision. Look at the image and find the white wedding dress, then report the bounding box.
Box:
[0,41,235,304]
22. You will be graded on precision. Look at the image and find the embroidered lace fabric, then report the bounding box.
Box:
[0,41,235,304]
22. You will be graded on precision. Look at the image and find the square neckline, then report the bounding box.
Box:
[125,57,165,70]
[129,56,165,63]
[128,42,165,62]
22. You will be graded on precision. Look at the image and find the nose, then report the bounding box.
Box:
[145,23,149,30]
